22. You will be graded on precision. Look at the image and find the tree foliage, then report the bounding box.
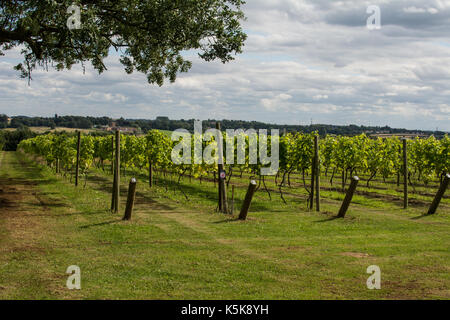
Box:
[0,0,247,85]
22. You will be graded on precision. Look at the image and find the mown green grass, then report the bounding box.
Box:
[0,151,449,299]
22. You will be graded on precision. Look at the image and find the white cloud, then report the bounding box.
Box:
[0,0,449,131]
[404,6,427,13]
[404,6,439,14]
[313,94,328,100]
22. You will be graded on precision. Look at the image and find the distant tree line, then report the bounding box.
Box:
[0,114,8,129]
[0,114,446,139]
[0,127,36,151]
[3,115,110,129]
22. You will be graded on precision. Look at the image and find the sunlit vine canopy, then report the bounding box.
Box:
[18,132,450,189]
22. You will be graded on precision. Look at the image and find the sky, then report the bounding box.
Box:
[1,0,450,131]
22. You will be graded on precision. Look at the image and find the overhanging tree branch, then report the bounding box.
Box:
[0,0,247,86]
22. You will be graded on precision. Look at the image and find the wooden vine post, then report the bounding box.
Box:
[314,135,320,212]
[397,145,401,187]
[216,122,228,213]
[403,139,408,209]
[239,180,257,220]
[309,135,320,210]
[148,155,153,188]
[110,175,117,211]
[111,130,121,213]
[123,178,137,221]
[427,174,450,215]
[309,147,315,210]
[111,135,114,174]
[231,185,235,215]
[337,176,359,218]
[75,131,81,187]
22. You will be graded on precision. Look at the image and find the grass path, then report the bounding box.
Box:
[0,151,449,299]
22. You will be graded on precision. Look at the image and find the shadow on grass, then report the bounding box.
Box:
[213,217,241,224]
[79,219,122,229]
[411,213,434,220]
[85,173,175,211]
[32,210,108,218]
[22,200,67,208]
[87,167,314,214]
[86,167,279,212]
[314,215,341,223]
